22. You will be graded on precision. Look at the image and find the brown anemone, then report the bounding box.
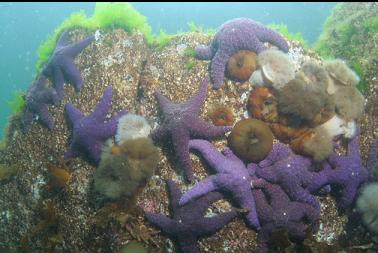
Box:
[228,118,273,163]
[227,50,257,82]
[208,104,235,126]
[247,87,279,123]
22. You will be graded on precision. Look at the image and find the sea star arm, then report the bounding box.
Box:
[188,139,228,172]
[195,45,212,60]
[60,57,84,91]
[172,128,193,182]
[166,179,182,211]
[256,223,275,253]
[256,27,289,53]
[64,145,80,160]
[64,35,95,58]
[338,184,358,209]
[210,50,230,89]
[187,117,231,139]
[97,110,128,139]
[287,222,308,241]
[178,238,200,253]
[56,30,70,48]
[367,139,378,174]
[51,65,65,101]
[22,110,33,132]
[253,189,273,223]
[90,86,113,122]
[255,166,279,183]
[183,76,209,114]
[38,105,54,129]
[66,103,84,123]
[144,213,179,235]
[150,125,169,142]
[198,211,237,236]
[223,147,241,161]
[179,176,217,206]
[154,90,173,114]
[65,103,84,124]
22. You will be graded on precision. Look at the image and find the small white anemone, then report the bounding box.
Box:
[318,114,356,139]
[116,114,152,145]
[249,69,265,87]
[257,49,295,89]
[357,182,378,233]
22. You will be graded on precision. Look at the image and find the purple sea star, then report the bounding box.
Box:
[64,86,126,164]
[307,132,369,209]
[195,18,289,89]
[145,179,237,253]
[253,182,319,253]
[252,143,321,213]
[179,139,261,230]
[42,30,94,101]
[367,138,378,179]
[150,76,231,182]
[22,74,59,132]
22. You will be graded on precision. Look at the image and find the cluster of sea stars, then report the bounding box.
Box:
[144,18,377,251]
[22,30,94,131]
[17,18,377,253]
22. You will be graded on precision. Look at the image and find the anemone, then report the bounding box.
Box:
[247,87,279,123]
[94,137,159,200]
[115,114,152,145]
[277,61,334,122]
[356,182,378,233]
[227,118,273,163]
[324,59,360,94]
[226,50,257,82]
[208,104,235,126]
[332,86,365,121]
[257,49,295,90]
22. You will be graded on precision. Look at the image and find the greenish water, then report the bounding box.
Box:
[0,2,336,139]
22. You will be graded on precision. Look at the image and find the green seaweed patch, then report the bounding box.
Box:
[184,47,196,58]
[268,23,308,48]
[185,59,196,71]
[363,15,378,36]
[350,61,368,93]
[187,21,216,35]
[152,30,173,49]
[7,90,26,114]
[35,3,154,74]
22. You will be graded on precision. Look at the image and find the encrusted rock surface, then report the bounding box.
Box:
[0,28,376,252]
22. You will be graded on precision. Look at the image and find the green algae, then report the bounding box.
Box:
[187,21,216,35]
[7,90,26,114]
[35,2,154,75]
[185,59,196,71]
[314,2,378,93]
[153,30,173,49]
[268,23,308,48]
[184,47,196,58]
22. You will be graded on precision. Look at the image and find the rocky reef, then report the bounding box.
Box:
[0,3,377,253]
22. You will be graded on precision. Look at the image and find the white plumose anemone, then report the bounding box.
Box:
[116,114,152,145]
